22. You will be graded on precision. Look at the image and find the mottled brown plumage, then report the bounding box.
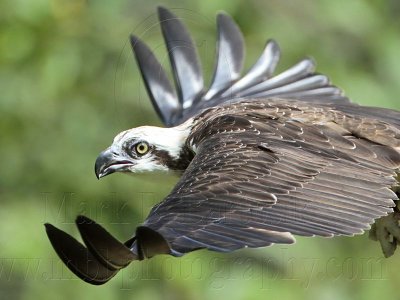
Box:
[136,99,399,255]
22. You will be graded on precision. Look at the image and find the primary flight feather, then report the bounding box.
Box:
[45,6,400,285]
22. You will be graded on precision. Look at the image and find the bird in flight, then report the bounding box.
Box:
[45,7,400,285]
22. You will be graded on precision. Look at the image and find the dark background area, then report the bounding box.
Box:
[1,0,400,299]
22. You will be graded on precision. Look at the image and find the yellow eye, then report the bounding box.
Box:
[135,142,149,155]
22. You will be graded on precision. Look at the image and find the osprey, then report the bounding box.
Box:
[45,7,400,285]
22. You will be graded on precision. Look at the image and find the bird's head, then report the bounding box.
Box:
[95,124,192,179]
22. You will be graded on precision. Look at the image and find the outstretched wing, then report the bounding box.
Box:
[46,109,400,284]
[130,6,349,127]
[136,113,399,255]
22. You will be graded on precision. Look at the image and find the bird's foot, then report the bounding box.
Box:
[369,203,400,257]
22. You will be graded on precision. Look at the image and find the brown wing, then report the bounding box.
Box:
[45,107,400,285]
[136,112,400,256]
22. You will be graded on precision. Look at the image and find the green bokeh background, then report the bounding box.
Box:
[1,0,400,299]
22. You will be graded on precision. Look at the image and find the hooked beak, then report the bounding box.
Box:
[94,148,133,179]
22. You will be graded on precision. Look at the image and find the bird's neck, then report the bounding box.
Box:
[164,145,195,172]
[153,119,195,172]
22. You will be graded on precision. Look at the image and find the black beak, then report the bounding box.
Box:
[94,148,132,179]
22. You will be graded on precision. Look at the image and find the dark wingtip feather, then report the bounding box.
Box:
[44,223,117,285]
[203,12,245,101]
[75,215,137,270]
[221,39,281,98]
[157,5,174,20]
[129,34,179,126]
[136,226,172,260]
[216,13,244,70]
[238,57,317,97]
[157,6,204,109]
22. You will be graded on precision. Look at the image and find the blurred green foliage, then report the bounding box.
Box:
[1,0,400,299]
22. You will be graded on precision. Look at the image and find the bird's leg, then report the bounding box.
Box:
[369,189,400,258]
